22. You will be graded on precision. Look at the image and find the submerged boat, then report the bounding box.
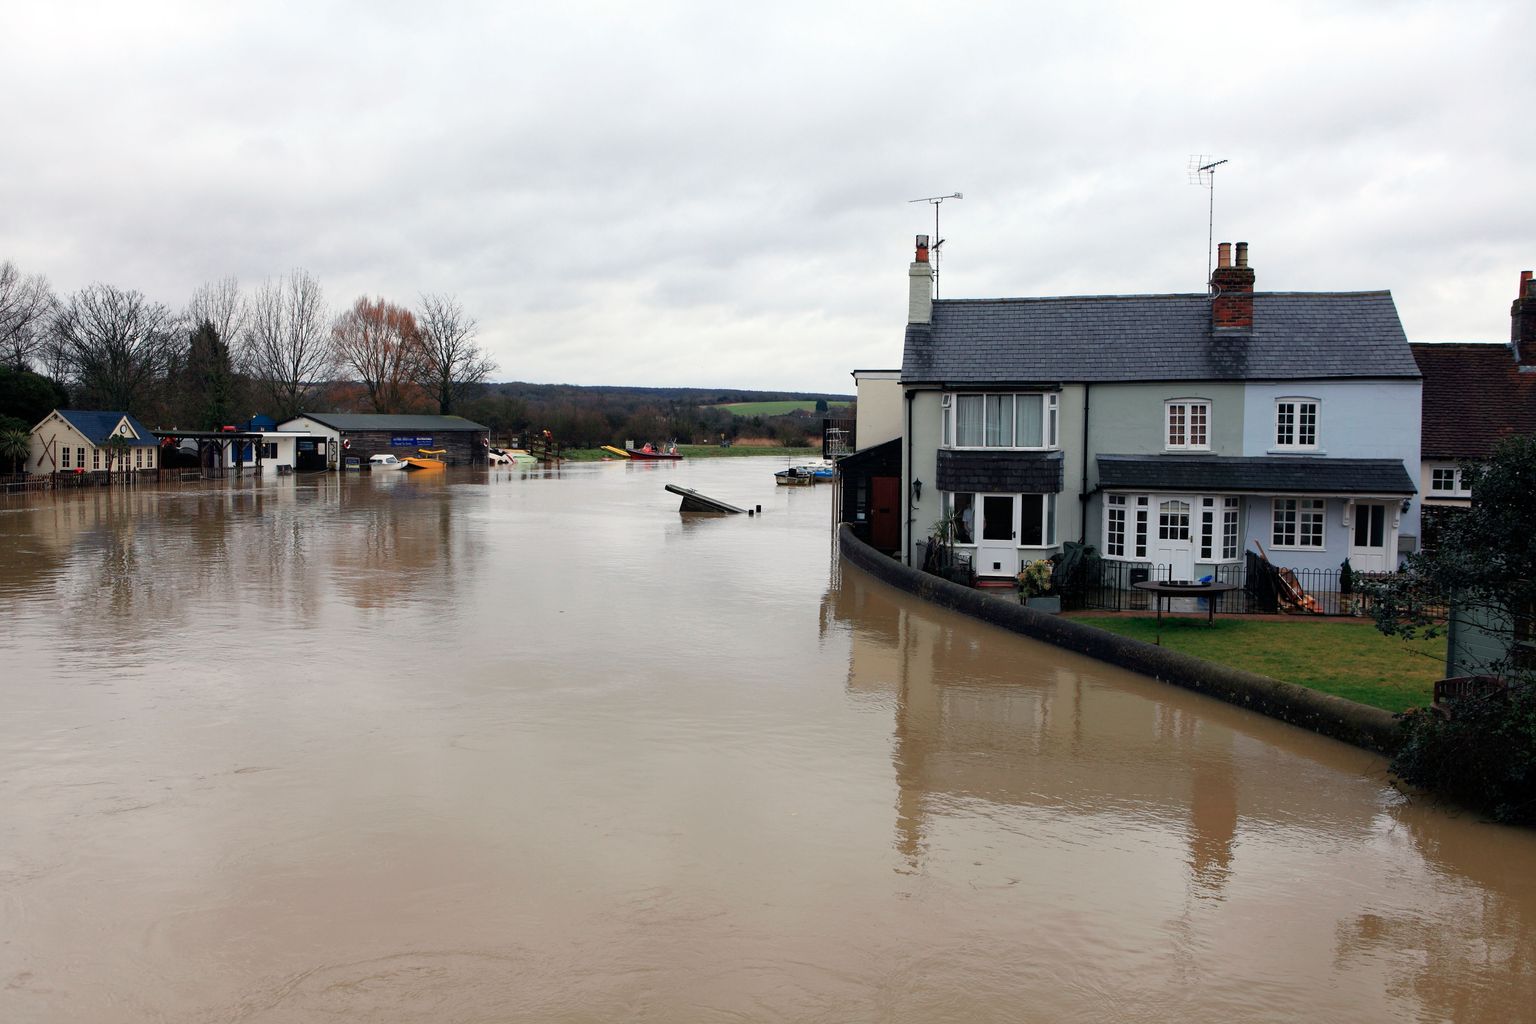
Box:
[775,466,818,486]
[665,483,746,514]
[626,442,683,460]
[402,448,448,471]
[488,446,538,466]
[368,453,407,471]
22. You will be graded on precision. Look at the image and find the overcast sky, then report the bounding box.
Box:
[4,1,1533,394]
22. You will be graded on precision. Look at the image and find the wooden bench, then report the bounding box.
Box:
[1431,675,1508,718]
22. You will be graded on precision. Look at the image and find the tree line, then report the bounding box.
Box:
[2,256,852,459]
[0,259,495,433]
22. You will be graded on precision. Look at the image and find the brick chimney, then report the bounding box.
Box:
[1210,240,1255,330]
[908,234,934,324]
[1512,270,1536,368]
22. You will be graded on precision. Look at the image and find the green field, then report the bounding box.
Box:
[715,400,851,416]
[1075,615,1446,713]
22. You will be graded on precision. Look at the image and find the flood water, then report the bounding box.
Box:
[2,458,1534,1023]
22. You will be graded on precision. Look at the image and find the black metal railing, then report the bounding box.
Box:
[1060,557,1443,618]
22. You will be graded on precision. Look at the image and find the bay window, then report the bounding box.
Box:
[947,392,1058,449]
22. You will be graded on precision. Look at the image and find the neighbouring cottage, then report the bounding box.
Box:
[1411,270,1536,677]
[895,237,1422,583]
[1410,271,1536,519]
[28,409,160,476]
[277,413,490,469]
[837,370,904,553]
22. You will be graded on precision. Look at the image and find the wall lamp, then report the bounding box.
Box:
[1400,497,1412,514]
[912,478,923,501]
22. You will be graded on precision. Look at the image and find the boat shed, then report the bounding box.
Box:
[836,437,902,555]
[277,413,490,469]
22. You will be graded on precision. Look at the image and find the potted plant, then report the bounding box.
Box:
[1018,558,1059,612]
[1339,557,1362,615]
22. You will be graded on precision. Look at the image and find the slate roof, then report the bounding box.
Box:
[293,413,489,432]
[48,409,158,445]
[1411,342,1536,459]
[1096,455,1416,495]
[902,292,1419,385]
[937,450,1064,494]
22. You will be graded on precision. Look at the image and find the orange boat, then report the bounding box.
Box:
[402,448,447,471]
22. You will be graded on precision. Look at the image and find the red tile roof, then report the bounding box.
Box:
[1412,343,1536,458]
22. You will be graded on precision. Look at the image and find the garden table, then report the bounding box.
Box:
[1132,580,1239,644]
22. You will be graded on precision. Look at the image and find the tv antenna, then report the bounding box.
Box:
[909,192,963,297]
[1188,156,1227,288]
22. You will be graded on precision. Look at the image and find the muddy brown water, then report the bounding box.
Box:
[2,459,1533,1023]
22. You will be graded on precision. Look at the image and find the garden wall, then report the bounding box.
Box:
[839,525,1402,755]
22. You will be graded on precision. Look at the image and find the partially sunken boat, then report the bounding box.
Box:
[665,484,746,514]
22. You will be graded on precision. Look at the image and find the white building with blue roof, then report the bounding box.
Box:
[899,238,1421,584]
[28,409,161,476]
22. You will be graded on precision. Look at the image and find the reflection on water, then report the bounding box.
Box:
[3,462,1535,1023]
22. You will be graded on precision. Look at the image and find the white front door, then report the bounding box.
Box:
[1349,501,1391,573]
[1152,498,1196,580]
[976,494,1019,578]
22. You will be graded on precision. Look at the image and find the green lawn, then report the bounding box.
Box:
[714,401,851,416]
[1075,615,1446,713]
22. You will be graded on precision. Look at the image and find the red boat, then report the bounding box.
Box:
[626,442,683,460]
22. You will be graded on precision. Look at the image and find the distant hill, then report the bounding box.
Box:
[486,381,854,404]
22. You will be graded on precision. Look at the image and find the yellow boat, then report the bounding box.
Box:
[402,448,448,471]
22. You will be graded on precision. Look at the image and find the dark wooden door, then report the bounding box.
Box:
[871,476,900,551]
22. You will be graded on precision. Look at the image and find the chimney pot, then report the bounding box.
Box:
[909,238,935,324]
[1514,269,1536,366]
[1210,241,1256,331]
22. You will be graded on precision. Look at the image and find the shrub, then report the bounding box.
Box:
[1391,685,1536,825]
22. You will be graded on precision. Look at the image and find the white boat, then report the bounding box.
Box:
[368,453,407,471]
[489,446,538,466]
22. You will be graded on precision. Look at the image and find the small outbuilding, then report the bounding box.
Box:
[277,413,490,469]
[28,409,160,475]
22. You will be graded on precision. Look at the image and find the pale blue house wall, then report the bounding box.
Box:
[1240,379,1422,571]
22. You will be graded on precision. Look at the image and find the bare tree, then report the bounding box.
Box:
[416,293,495,415]
[0,260,56,372]
[332,296,423,414]
[244,270,332,422]
[185,277,248,369]
[52,283,179,413]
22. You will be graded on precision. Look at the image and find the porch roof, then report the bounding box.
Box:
[1097,455,1416,495]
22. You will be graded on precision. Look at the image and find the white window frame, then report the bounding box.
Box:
[1017,492,1057,548]
[945,391,1059,451]
[1165,398,1211,451]
[1275,397,1320,451]
[1221,497,1240,561]
[1428,464,1471,497]
[1106,495,1126,557]
[1272,497,1326,549]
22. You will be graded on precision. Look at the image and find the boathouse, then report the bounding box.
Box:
[277,413,490,469]
[28,409,160,476]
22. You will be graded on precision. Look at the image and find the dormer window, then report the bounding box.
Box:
[1275,398,1319,450]
[948,392,1058,449]
[1165,399,1210,451]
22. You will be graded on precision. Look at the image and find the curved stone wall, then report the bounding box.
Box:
[838,525,1401,754]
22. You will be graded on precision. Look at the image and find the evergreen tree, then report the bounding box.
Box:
[182,319,237,429]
